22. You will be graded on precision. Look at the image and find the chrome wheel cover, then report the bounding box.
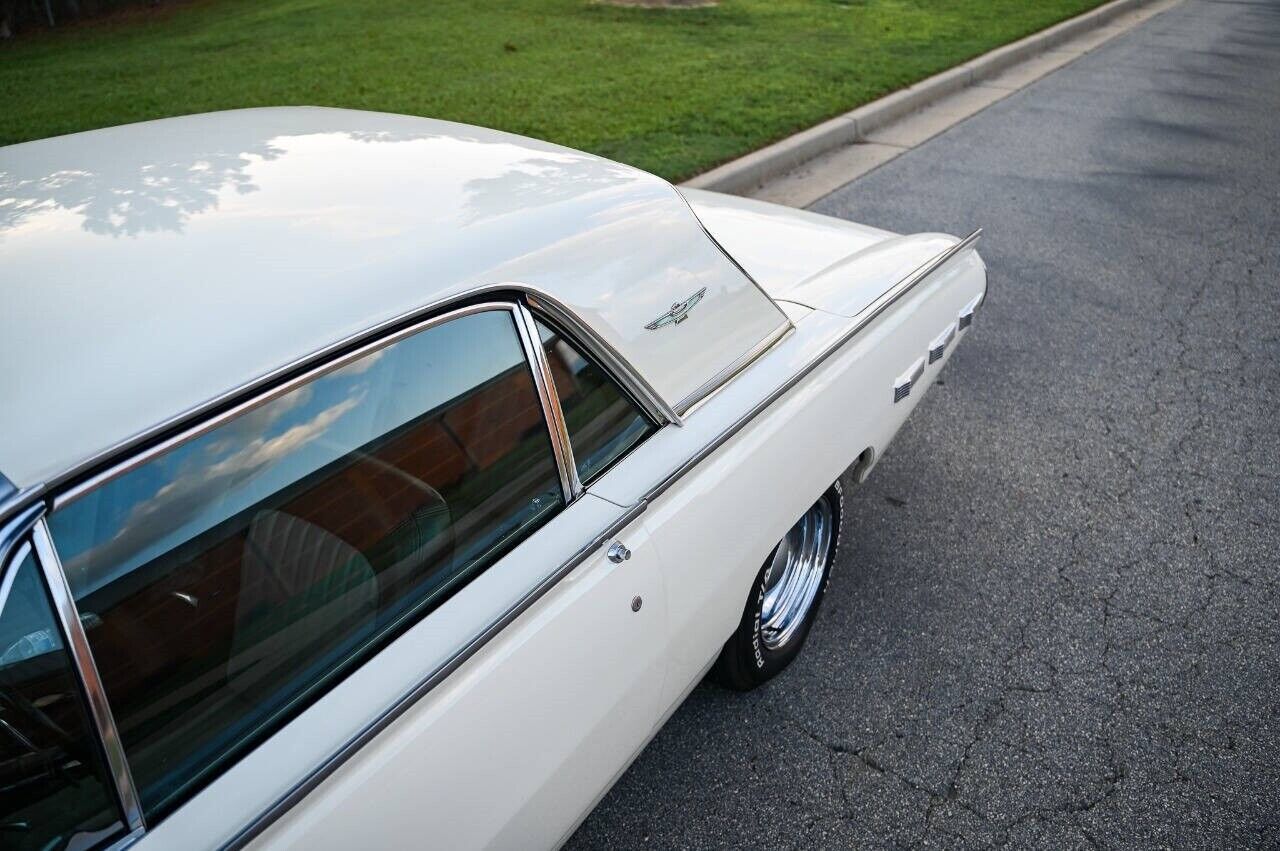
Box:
[759,497,834,651]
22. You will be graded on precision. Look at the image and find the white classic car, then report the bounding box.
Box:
[0,107,984,850]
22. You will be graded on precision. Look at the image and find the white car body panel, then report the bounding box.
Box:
[244,503,665,851]
[138,493,655,850]
[681,187,895,298]
[0,109,987,851]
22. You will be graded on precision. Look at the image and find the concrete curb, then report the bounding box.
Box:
[683,0,1157,194]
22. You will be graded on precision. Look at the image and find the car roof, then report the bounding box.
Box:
[0,107,787,492]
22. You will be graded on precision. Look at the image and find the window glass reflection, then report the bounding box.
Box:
[48,308,563,818]
[534,319,654,483]
[0,547,125,851]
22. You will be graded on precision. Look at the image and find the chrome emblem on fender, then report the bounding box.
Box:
[645,287,707,331]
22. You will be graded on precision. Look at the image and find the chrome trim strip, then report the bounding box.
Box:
[221,498,649,851]
[104,826,145,851]
[644,229,983,504]
[32,519,145,833]
[674,320,793,416]
[53,302,514,511]
[513,303,582,501]
[0,500,45,570]
[0,540,34,629]
[524,292,682,428]
[36,283,679,509]
[0,484,43,531]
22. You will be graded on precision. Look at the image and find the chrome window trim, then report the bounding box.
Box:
[33,298,597,842]
[674,321,792,416]
[0,539,35,630]
[54,301,528,511]
[0,485,43,538]
[13,284,677,522]
[513,302,583,502]
[523,292,682,428]
[31,518,146,834]
[3,510,142,846]
[104,826,145,851]
[0,470,15,509]
[0,500,44,571]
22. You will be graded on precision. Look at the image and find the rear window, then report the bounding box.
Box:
[46,307,564,819]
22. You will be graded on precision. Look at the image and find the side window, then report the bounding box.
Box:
[534,319,656,483]
[0,543,125,850]
[46,308,564,819]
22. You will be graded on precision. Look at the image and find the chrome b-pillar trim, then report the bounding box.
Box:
[31,519,145,834]
[525,292,682,428]
[513,302,583,502]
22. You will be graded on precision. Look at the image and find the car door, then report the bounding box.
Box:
[249,498,664,851]
[36,303,668,849]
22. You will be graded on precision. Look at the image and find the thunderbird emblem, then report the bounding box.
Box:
[645,287,707,331]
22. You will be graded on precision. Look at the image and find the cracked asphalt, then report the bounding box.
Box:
[569,0,1280,847]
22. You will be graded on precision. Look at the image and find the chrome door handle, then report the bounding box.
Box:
[606,542,632,564]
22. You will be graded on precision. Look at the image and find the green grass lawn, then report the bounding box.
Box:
[2,0,1103,180]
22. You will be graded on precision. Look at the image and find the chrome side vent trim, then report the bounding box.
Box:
[893,356,926,403]
[928,322,957,364]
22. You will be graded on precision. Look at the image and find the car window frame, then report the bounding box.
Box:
[525,309,660,488]
[0,505,144,849]
[16,289,664,846]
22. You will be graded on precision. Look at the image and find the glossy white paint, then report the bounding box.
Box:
[682,187,895,298]
[245,503,666,851]
[685,187,974,323]
[0,108,786,490]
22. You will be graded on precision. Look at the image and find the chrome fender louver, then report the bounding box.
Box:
[893,356,926,403]
[958,292,983,331]
[928,322,957,364]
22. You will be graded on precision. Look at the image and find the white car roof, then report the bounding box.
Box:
[0,107,787,491]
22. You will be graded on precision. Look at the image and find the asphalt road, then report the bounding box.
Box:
[569,0,1280,847]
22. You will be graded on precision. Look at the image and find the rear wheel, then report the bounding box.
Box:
[711,481,844,690]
